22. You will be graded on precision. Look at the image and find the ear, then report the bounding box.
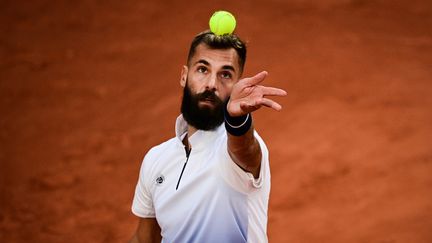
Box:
[180,65,188,87]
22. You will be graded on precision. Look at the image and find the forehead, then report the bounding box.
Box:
[190,44,240,70]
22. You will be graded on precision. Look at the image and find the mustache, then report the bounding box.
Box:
[197,90,221,102]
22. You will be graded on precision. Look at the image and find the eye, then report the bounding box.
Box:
[197,66,207,73]
[220,71,232,79]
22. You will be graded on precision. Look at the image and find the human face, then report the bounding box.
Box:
[180,44,241,130]
[180,43,241,109]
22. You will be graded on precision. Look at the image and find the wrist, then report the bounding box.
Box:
[224,100,252,136]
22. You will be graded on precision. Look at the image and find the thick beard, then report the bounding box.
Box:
[180,82,225,131]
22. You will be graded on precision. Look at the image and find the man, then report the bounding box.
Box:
[130,30,286,243]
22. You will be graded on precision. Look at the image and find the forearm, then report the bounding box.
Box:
[226,116,262,178]
[225,113,262,178]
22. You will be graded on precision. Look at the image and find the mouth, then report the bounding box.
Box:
[199,97,216,107]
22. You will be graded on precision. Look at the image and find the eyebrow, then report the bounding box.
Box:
[222,65,235,72]
[194,59,236,72]
[195,59,210,66]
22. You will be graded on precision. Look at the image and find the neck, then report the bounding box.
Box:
[187,125,198,138]
[183,125,197,150]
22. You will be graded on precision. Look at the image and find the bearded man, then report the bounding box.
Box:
[130,30,286,243]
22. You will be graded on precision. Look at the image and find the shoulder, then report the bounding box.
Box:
[140,137,178,173]
[145,138,177,160]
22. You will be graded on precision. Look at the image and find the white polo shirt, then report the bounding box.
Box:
[132,115,270,243]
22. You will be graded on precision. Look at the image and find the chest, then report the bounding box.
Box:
[150,147,221,202]
[151,147,228,216]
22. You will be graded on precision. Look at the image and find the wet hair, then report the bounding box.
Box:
[186,30,247,74]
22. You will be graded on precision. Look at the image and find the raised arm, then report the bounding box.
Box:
[225,71,286,178]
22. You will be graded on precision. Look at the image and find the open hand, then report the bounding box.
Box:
[227,71,287,117]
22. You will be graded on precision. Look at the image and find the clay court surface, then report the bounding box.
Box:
[1,0,431,242]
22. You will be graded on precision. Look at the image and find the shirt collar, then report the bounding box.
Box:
[175,114,224,150]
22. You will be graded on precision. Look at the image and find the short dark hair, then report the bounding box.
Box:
[187,30,247,74]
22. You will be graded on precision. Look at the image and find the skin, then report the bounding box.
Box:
[130,43,287,243]
[129,218,161,243]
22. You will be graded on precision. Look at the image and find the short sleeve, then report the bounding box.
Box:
[131,153,156,218]
[219,131,270,194]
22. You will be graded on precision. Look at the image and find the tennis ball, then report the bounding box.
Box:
[209,10,236,36]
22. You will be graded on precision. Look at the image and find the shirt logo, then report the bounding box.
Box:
[156,175,165,185]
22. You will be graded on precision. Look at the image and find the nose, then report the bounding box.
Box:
[205,73,217,91]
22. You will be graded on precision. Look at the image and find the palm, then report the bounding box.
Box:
[227,71,287,117]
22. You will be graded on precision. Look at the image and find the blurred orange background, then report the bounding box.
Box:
[1,0,431,242]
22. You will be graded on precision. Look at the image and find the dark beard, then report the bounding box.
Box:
[180,83,225,131]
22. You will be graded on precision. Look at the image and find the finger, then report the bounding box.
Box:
[257,98,283,111]
[260,86,287,97]
[240,101,261,112]
[242,71,268,86]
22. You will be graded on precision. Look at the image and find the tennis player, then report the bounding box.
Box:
[130,30,286,243]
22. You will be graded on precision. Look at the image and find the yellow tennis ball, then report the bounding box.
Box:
[209,10,236,36]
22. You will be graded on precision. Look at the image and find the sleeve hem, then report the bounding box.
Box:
[131,206,156,218]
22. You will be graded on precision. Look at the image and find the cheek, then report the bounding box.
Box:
[222,82,234,94]
[187,76,207,92]
[185,80,200,93]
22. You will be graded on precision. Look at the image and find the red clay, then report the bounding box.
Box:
[1,0,431,242]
